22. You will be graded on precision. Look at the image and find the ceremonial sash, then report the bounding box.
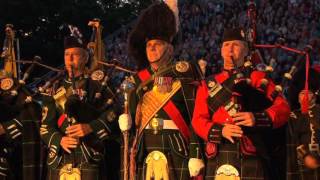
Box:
[136,69,191,141]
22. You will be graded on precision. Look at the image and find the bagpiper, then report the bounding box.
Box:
[39,30,120,180]
[0,23,43,180]
[287,67,320,180]
[192,27,290,179]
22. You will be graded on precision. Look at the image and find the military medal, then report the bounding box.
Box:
[154,76,173,94]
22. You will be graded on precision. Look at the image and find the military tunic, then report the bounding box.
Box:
[40,75,119,180]
[192,69,290,179]
[287,105,320,180]
[122,61,203,180]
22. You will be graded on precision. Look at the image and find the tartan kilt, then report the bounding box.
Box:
[293,166,320,180]
[22,119,44,180]
[286,126,300,180]
[46,162,103,180]
[286,142,320,179]
[45,151,106,180]
[205,143,267,180]
[286,142,300,180]
[121,130,190,180]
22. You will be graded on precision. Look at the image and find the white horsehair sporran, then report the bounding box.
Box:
[59,163,81,180]
[215,164,240,180]
[145,151,169,180]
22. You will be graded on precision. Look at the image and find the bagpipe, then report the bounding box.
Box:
[239,2,312,177]
[0,26,43,179]
[0,25,44,123]
[234,0,313,105]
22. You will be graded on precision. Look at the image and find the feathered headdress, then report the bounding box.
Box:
[128,0,179,70]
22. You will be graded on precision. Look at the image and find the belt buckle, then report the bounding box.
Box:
[149,116,163,134]
[215,164,240,180]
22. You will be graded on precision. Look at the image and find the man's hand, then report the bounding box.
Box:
[0,124,5,136]
[233,112,255,127]
[60,136,78,153]
[304,155,320,169]
[222,124,243,143]
[66,123,93,138]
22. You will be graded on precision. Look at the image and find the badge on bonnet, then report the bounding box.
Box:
[0,77,14,91]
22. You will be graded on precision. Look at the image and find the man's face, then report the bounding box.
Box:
[221,40,248,70]
[146,39,168,63]
[64,47,88,76]
[299,90,316,107]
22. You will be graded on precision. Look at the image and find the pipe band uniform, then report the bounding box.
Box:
[0,73,43,180]
[121,0,204,179]
[39,30,120,180]
[286,67,320,180]
[192,27,290,180]
[0,24,43,180]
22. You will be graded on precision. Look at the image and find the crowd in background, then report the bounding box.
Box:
[105,0,320,83]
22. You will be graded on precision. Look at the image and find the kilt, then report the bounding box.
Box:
[46,163,102,180]
[46,149,106,180]
[286,123,300,180]
[104,140,121,180]
[121,129,190,180]
[293,166,320,180]
[286,141,320,180]
[22,119,44,180]
[286,142,300,180]
[205,143,267,180]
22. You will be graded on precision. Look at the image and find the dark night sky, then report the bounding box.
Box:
[0,0,151,82]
